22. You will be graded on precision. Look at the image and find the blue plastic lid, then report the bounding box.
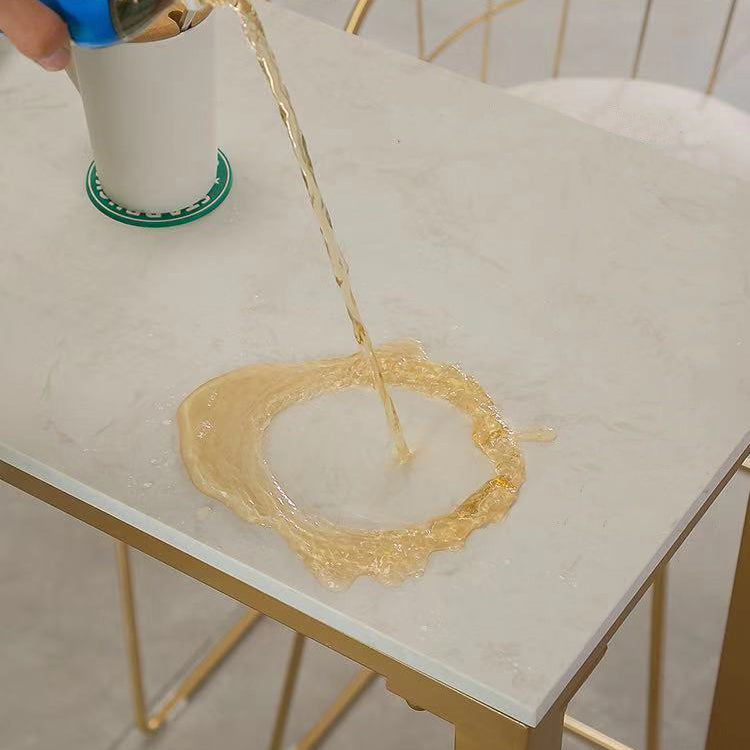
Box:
[42,0,119,47]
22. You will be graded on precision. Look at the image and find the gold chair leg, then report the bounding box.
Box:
[345,0,378,35]
[630,0,654,79]
[706,0,738,95]
[705,487,750,750]
[646,567,667,750]
[416,0,425,59]
[425,0,527,64]
[115,541,262,733]
[480,0,493,82]
[552,0,572,78]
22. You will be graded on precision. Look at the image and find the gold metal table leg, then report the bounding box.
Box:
[705,487,750,750]
[115,541,262,733]
[454,705,567,750]
[269,632,306,750]
[116,541,151,733]
[295,669,378,750]
[560,567,667,750]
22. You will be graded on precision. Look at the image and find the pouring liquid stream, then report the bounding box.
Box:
[209,0,411,462]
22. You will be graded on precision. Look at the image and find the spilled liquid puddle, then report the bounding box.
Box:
[179,342,527,589]
[179,0,552,588]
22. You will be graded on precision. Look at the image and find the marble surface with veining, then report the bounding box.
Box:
[1,5,749,727]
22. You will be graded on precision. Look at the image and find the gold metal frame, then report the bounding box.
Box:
[115,540,263,733]
[548,0,738,93]
[564,716,635,750]
[424,0,527,64]
[346,0,531,71]
[346,0,738,95]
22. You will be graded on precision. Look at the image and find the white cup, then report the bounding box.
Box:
[71,14,217,214]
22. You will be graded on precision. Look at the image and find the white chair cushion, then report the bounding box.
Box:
[508,78,750,183]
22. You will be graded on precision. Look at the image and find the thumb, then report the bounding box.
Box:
[0,0,70,70]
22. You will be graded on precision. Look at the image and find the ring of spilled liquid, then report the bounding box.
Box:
[178,341,525,589]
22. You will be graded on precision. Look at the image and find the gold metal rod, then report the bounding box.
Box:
[646,567,668,750]
[293,669,378,750]
[705,488,750,750]
[552,0,572,78]
[268,633,307,750]
[116,541,151,734]
[630,0,654,79]
[481,0,493,82]
[706,0,738,95]
[564,716,636,750]
[416,0,425,60]
[425,0,527,63]
[345,0,378,35]
[147,608,262,731]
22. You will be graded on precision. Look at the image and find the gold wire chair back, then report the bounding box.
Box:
[346,0,739,95]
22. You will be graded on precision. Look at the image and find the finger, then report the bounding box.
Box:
[0,0,70,70]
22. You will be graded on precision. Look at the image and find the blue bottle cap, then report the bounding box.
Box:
[43,0,119,47]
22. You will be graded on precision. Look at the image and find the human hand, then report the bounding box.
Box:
[0,0,70,70]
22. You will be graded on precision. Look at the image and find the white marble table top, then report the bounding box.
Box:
[1,5,749,727]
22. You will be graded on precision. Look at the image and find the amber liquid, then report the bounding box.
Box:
[209,0,410,462]
[179,341,526,589]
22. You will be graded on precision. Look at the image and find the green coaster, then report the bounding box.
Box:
[85,149,232,228]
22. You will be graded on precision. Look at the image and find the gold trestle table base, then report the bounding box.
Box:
[116,526,665,750]
[115,541,263,733]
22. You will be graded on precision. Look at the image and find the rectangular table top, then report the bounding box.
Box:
[1,6,748,726]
